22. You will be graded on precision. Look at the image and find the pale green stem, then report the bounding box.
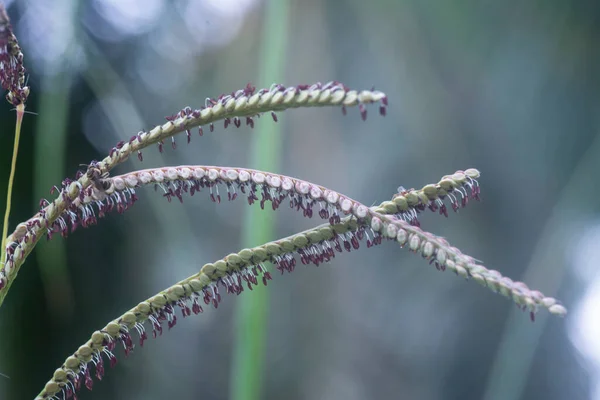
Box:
[231,1,290,399]
[1,104,24,266]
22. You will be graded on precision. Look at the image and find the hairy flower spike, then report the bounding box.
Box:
[0,4,28,106]
[51,167,482,242]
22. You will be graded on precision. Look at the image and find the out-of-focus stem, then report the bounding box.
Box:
[230,1,290,399]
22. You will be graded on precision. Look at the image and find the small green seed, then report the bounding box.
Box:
[247,93,260,107]
[150,294,167,309]
[296,90,309,103]
[105,322,121,337]
[409,235,420,252]
[452,172,467,185]
[189,279,204,293]
[265,243,281,255]
[53,368,68,382]
[439,178,456,191]
[371,217,382,232]
[318,227,334,240]
[44,381,60,395]
[292,234,308,248]
[64,356,80,370]
[253,248,268,261]
[234,96,248,111]
[223,98,235,111]
[318,89,332,103]
[464,168,480,179]
[396,229,408,246]
[120,312,137,327]
[307,231,322,243]
[393,195,409,211]
[166,286,184,302]
[381,201,398,214]
[76,345,93,358]
[214,260,228,273]
[136,301,151,315]
[385,223,398,239]
[198,273,212,286]
[211,101,224,116]
[202,263,217,276]
[227,254,242,265]
[279,239,295,252]
[91,331,105,346]
[259,91,273,105]
[542,297,557,308]
[422,184,438,200]
[436,249,447,266]
[455,264,469,278]
[422,241,434,258]
[405,192,419,206]
[239,249,253,262]
[472,273,486,286]
[549,304,567,316]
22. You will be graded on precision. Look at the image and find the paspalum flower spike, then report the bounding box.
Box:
[36,167,565,399]
[40,167,480,248]
[0,4,28,106]
[0,82,387,304]
[33,166,479,241]
[105,82,386,171]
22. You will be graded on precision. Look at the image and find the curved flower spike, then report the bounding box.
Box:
[39,167,481,239]
[103,82,386,173]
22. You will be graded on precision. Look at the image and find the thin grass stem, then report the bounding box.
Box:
[1,104,24,267]
[232,1,290,399]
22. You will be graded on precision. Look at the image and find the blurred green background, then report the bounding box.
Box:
[0,0,597,399]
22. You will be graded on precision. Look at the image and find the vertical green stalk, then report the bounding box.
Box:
[1,104,24,266]
[230,1,290,399]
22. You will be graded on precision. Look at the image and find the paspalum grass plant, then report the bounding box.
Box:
[0,4,567,400]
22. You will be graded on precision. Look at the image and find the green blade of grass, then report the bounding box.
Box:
[230,1,290,399]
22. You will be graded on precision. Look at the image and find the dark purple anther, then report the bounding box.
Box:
[359,104,367,121]
[84,368,93,391]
